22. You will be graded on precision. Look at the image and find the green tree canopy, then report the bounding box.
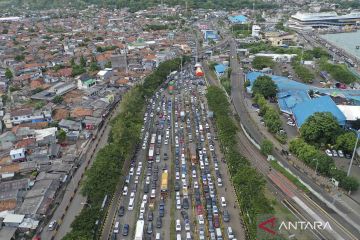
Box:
[80,55,87,67]
[252,76,277,99]
[5,68,13,79]
[300,112,342,146]
[261,139,273,156]
[335,132,357,154]
[52,95,64,104]
[252,56,275,70]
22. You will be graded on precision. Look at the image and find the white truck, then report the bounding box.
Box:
[134,220,144,240]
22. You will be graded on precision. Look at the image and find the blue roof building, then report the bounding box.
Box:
[292,95,346,127]
[214,64,228,76]
[204,30,218,41]
[228,15,248,24]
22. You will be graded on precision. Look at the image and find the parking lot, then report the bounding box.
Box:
[110,65,243,240]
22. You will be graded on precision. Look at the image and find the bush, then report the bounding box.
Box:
[261,139,273,156]
[291,62,314,83]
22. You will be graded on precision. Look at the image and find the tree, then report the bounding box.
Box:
[252,76,277,99]
[57,129,67,142]
[5,68,13,79]
[261,139,273,156]
[2,29,8,34]
[80,55,87,67]
[340,176,359,192]
[70,57,75,66]
[300,112,342,146]
[252,56,275,70]
[336,132,357,154]
[52,95,64,104]
[15,55,25,62]
[104,61,112,68]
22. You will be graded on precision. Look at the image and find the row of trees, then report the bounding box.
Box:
[254,94,283,135]
[290,138,359,192]
[291,61,314,83]
[289,112,360,192]
[63,57,186,240]
[319,58,357,84]
[206,86,272,239]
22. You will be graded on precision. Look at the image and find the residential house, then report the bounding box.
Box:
[10,148,26,162]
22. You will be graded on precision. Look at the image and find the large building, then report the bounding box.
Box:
[288,11,360,30]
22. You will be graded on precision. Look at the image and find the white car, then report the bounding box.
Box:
[221,197,227,207]
[325,149,332,157]
[130,192,135,199]
[164,139,168,145]
[192,170,197,178]
[194,181,199,189]
[123,186,128,196]
[185,220,191,231]
[338,150,344,158]
[129,167,134,176]
[209,145,214,151]
[176,219,181,232]
[48,220,57,231]
[146,176,150,185]
[142,143,146,149]
[134,175,139,184]
[176,199,181,209]
[198,215,204,225]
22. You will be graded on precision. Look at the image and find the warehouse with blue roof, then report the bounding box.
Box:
[292,95,346,127]
[246,71,360,128]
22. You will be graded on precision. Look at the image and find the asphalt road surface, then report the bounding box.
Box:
[106,66,245,240]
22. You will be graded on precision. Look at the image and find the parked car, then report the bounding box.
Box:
[338,150,344,158]
[325,149,332,157]
[122,224,129,236]
[48,220,57,231]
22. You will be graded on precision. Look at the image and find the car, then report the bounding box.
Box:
[194,181,199,189]
[122,186,128,196]
[122,224,129,236]
[139,212,144,220]
[223,210,230,222]
[156,233,161,240]
[221,197,227,207]
[114,221,120,234]
[185,219,191,231]
[325,149,332,157]
[213,214,220,228]
[144,184,149,193]
[146,176,150,185]
[198,215,204,225]
[176,219,181,232]
[209,145,214,151]
[118,206,125,217]
[156,217,162,228]
[338,150,344,158]
[129,167,134,176]
[148,211,153,221]
[147,222,153,234]
[175,181,180,191]
[48,220,57,231]
[176,199,181,209]
[332,150,338,157]
[134,175,139,184]
[181,210,189,220]
[217,178,223,187]
[183,198,189,209]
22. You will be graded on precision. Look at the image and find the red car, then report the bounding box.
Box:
[196,205,204,215]
[213,214,220,228]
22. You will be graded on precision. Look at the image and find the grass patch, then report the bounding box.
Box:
[270,160,309,193]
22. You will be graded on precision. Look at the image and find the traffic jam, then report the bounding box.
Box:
[111,65,240,240]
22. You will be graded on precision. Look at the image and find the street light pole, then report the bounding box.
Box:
[347,131,359,177]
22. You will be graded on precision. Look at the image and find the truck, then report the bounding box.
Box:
[161,170,168,196]
[189,143,198,164]
[134,220,145,240]
[180,111,185,122]
[148,145,154,161]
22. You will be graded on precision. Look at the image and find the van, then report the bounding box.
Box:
[128,197,134,210]
[216,228,223,240]
[114,221,120,234]
[227,226,234,239]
